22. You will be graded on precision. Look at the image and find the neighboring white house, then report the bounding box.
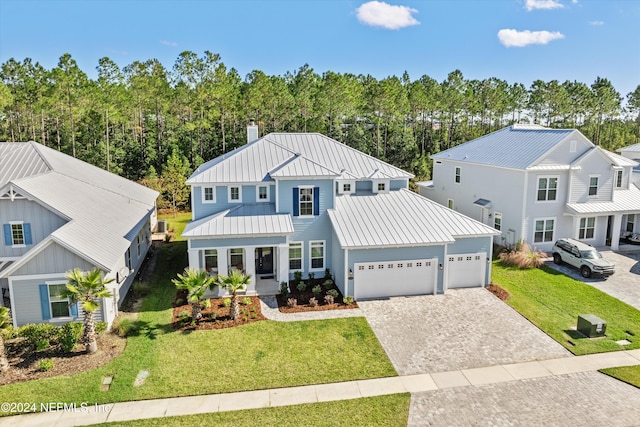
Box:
[183,127,498,300]
[418,124,640,252]
[0,142,158,327]
[619,143,640,187]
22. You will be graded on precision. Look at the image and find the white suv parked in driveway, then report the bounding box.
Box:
[552,238,615,278]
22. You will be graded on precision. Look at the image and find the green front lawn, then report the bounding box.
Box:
[91,394,411,427]
[492,262,640,355]
[0,242,396,413]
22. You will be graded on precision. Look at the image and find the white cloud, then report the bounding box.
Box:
[356,1,420,30]
[525,0,564,11]
[161,40,178,47]
[588,20,604,26]
[497,29,565,47]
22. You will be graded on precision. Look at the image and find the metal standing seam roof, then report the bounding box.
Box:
[0,141,158,273]
[431,125,576,170]
[566,185,640,215]
[182,204,294,238]
[603,149,638,167]
[187,132,413,184]
[619,143,640,153]
[0,142,51,187]
[327,189,498,249]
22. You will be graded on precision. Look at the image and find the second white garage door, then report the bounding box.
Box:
[354,258,437,300]
[446,252,486,289]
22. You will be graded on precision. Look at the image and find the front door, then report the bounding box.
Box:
[255,247,273,275]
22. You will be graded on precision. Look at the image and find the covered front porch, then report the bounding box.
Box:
[566,204,640,251]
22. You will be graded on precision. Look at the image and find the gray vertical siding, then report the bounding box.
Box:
[0,199,67,258]
[13,241,96,276]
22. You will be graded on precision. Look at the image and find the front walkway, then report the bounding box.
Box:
[3,350,640,427]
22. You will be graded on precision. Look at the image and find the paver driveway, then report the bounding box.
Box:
[546,249,640,310]
[357,287,570,375]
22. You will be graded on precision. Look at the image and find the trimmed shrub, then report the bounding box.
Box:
[312,285,322,295]
[296,281,307,292]
[293,271,303,285]
[324,294,335,305]
[39,359,54,372]
[95,322,108,334]
[343,296,354,304]
[287,298,297,308]
[309,297,318,307]
[202,299,212,309]
[242,297,252,306]
[323,268,332,281]
[223,298,231,307]
[279,281,289,297]
[308,272,315,281]
[17,323,58,351]
[327,289,339,298]
[323,279,333,290]
[59,322,83,352]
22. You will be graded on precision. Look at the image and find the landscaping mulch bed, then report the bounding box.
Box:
[0,333,126,386]
[276,279,358,313]
[172,294,267,330]
[486,283,510,301]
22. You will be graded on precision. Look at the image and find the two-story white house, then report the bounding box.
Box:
[183,127,498,300]
[418,124,640,252]
[0,142,158,327]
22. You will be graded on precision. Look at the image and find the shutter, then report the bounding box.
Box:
[313,187,320,216]
[3,224,11,246]
[23,223,32,245]
[39,284,51,320]
[69,301,79,317]
[293,187,299,216]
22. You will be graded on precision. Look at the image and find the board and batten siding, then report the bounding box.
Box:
[10,276,104,326]
[0,199,67,258]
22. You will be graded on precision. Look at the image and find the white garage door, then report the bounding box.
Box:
[354,258,437,300]
[447,252,486,289]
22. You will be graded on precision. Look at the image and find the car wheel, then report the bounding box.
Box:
[553,253,562,265]
[580,266,592,278]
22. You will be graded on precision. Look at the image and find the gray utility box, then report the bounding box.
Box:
[577,314,606,338]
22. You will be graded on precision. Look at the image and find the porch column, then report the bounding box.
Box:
[611,214,623,250]
[277,243,289,286]
[218,249,228,277]
[188,249,200,270]
[245,247,256,293]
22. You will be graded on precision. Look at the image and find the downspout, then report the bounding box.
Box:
[521,170,529,242]
[344,248,349,297]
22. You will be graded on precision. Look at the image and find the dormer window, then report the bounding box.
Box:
[343,183,351,192]
[378,183,386,191]
[615,170,623,189]
[228,186,242,203]
[373,179,389,194]
[202,186,215,203]
[337,180,355,195]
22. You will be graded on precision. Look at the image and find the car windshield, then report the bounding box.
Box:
[580,250,601,259]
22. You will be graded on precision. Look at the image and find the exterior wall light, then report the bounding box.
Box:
[438,263,443,270]
[348,268,354,280]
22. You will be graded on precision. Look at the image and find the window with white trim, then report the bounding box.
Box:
[537,177,558,201]
[343,183,351,192]
[229,248,244,269]
[377,182,386,191]
[494,212,502,231]
[204,249,218,273]
[289,242,303,270]
[615,170,623,189]
[49,283,70,318]
[588,176,598,196]
[627,214,635,233]
[299,187,313,216]
[447,199,454,209]
[309,241,325,270]
[257,185,269,202]
[11,222,24,245]
[534,219,555,243]
[228,186,242,203]
[203,186,215,203]
[455,167,461,184]
[578,217,595,239]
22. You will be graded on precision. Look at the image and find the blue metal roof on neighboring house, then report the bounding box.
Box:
[431,125,576,170]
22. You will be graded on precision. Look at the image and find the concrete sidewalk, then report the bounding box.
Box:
[2,349,639,427]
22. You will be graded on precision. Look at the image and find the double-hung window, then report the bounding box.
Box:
[204,249,218,273]
[309,241,325,270]
[537,177,557,201]
[588,176,599,196]
[289,242,302,270]
[299,188,313,216]
[229,248,244,269]
[11,223,24,245]
[578,217,595,239]
[455,167,461,184]
[534,219,555,243]
[257,185,269,202]
[48,284,70,318]
[228,186,242,203]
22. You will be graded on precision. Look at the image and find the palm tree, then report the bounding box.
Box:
[217,270,251,320]
[0,307,11,372]
[61,268,113,353]
[172,268,218,322]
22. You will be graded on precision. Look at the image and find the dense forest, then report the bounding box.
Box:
[1,52,639,210]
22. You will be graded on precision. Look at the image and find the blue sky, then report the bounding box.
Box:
[1,0,638,98]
